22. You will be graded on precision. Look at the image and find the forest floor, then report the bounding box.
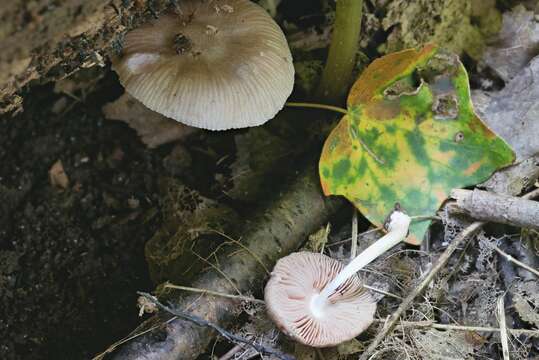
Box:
[1,1,538,360]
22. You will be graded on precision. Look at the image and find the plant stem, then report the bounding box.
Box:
[316,0,363,103]
[285,101,348,115]
[311,211,411,313]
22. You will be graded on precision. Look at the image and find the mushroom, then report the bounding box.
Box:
[112,0,294,130]
[265,207,411,347]
[265,252,376,347]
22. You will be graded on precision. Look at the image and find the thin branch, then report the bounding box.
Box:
[374,319,539,337]
[493,244,539,277]
[285,101,348,115]
[351,209,359,259]
[218,344,244,360]
[137,292,294,360]
[410,215,442,222]
[163,283,265,304]
[326,226,383,248]
[364,285,403,300]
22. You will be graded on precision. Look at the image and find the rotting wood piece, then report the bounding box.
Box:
[108,165,344,360]
[449,188,539,230]
[0,0,173,114]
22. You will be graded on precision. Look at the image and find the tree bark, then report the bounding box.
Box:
[450,188,539,230]
[110,164,344,360]
[0,0,173,114]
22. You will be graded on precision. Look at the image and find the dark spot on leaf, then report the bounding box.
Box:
[322,167,330,178]
[385,124,397,134]
[356,156,368,175]
[432,93,458,120]
[415,113,427,125]
[405,130,429,166]
[332,159,351,181]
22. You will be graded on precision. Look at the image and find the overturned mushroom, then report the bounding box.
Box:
[112,0,294,130]
[265,207,411,347]
[265,252,376,347]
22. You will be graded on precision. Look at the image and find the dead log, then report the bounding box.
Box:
[109,164,344,360]
[0,0,173,114]
[449,188,539,230]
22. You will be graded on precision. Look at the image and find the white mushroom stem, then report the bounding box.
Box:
[310,210,411,316]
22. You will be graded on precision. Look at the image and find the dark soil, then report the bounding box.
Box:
[0,71,163,359]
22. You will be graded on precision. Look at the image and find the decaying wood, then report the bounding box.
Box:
[450,188,539,230]
[0,0,173,114]
[108,165,344,360]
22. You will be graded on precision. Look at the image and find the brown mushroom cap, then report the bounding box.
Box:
[265,252,376,347]
[112,0,294,130]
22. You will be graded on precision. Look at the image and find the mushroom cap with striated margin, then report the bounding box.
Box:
[264,252,376,347]
[112,0,294,130]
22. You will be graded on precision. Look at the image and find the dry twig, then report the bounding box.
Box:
[450,188,539,230]
[375,319,539,337]
[492,245,539,277]
[351,209,359,259]
[137,292,294,360]
[163,283,265,304]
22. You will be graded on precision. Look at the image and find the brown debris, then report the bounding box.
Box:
[0,0,172,115]
[48,160,69,189]
[102,93,196,148]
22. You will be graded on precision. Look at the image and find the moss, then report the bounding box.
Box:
[294,60,323,94]
[382,0,502,60]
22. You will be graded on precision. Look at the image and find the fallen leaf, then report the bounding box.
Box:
[49,160,69,189]
[473,55,539,162]
[319,45,514,244]
[483,5,539,82]
[102,93,196,148]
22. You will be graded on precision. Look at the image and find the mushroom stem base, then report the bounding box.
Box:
[309,294,328,318]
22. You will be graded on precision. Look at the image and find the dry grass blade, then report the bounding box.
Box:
[163,283,265,304]
[497,296,511,360]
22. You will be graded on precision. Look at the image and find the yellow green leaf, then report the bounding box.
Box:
[319,45,514,244]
